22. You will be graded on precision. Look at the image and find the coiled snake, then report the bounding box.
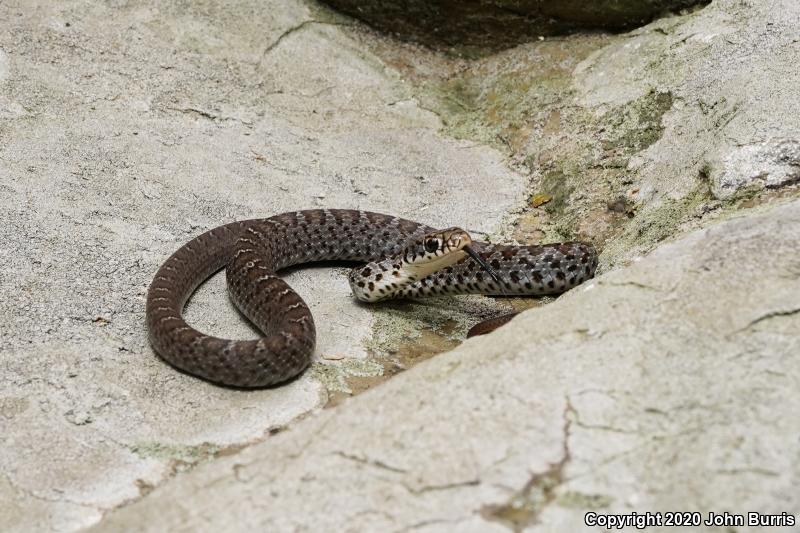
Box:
[146,209,597,387]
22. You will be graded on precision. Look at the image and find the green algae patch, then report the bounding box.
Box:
[364,296,513,359]
[633,184,712,243]
[317,295,517,405]
[600,179,715,268]
[129,441,223,470]
[402,40,680,251]
[540,170,577,218]
[425,35,611,149]
[601,90,674,155]
[558,491,614,509]
[310,359,385,395]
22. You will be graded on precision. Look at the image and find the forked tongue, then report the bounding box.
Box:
[463,246,508,297]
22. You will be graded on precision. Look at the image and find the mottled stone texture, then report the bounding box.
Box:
[2,0,798,530]
[91,200,800,532]
[0,0,528,530]
[320,0,710,50]
[710,139,800,200]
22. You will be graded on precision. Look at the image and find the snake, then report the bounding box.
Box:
[146,209,597,387]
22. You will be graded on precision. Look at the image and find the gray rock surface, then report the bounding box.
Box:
[0,1,525,530]
[571,0,800,263]
[710,139,800,200]
[2,0,799,531]
[351,0,800,273]
[90,199,800,532]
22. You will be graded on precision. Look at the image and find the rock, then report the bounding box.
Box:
[2,0,799,530]
[320,0,710,52]
[0,1,526,530]
[354,0,800,269]
[568,0,800,264]
[710,138,800,200]
[89,199,800,532]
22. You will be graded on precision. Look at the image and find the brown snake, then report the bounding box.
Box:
[146,209,597,387]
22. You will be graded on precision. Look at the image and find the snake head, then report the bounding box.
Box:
[406,227,503,288]
[350,227,504,303]
[412,227,473,261]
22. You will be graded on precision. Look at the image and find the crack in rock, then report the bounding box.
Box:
[165,105,253,126]
[2,472,100,510]
[479,399,574,532]
[402,478,481,496]
[259,19,355,62]
[333,451,408,474]
[393,517,470,532]
[729,306,800,336]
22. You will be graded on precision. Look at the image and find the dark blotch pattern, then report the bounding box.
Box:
[147,209,597,388]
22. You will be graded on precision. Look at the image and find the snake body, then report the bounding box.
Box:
[146,209,597,387]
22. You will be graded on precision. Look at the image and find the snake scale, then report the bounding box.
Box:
[146,209,597,387]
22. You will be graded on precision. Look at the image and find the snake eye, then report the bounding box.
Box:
[424,238,440,253]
